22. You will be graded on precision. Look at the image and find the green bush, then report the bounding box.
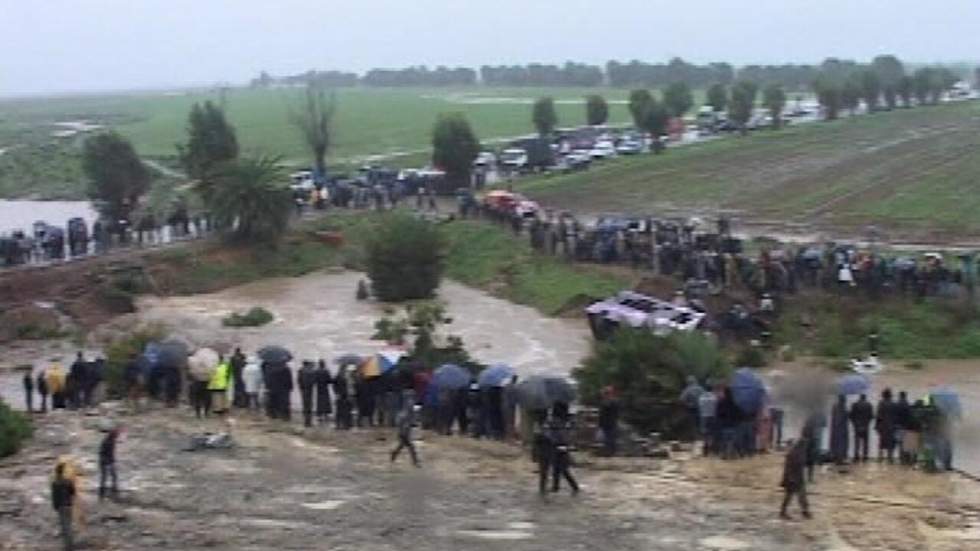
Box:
[735,345,767,367]
[0,398,32,458]
[222,307,274,328]
[104,324,168,398]
[573,330,730,437]
[365,214,445,301]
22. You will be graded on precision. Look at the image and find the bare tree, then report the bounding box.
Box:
[291,82,336,175]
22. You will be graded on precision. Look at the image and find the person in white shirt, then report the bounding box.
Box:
[242,358,263,411]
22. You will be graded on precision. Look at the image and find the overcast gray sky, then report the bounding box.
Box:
[2,0,979,97]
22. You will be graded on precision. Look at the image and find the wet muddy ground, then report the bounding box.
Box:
[2,405,979,551]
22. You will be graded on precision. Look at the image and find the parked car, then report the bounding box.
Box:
[590,140,616,159]
[473,151,497,168]
[499,148,528,170]
[615,140,643,155]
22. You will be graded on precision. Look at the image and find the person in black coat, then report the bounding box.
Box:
[894,391,914,463]
[22,371,34,413]
[230,348,247,408]
[298,361,317,427]
[598,386,620,456]
[716,387,740,458]
[334,368,353,430]
[36,371,49,413]
[279,364,294,421]
[68,352,87,409]
[315,360,333,424]
[849,394,874,462]
[262,362,275,418]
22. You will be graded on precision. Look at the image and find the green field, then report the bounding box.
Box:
[517,100,980,241]
[1,86,660,199]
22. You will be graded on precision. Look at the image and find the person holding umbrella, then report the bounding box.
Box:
[849,394,874,462]
[829,395,849,465]
[547,403,579,495]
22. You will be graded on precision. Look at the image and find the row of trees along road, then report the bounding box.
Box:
[82,83,338,245]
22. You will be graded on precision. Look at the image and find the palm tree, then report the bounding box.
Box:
[202,155,292,243]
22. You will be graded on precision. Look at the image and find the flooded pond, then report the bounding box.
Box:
[0,199,98,235]
[134,269,591,377]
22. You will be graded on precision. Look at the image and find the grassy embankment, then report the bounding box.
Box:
[518,100,980,239]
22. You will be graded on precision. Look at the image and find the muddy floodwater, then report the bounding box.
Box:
[135,269,591,377]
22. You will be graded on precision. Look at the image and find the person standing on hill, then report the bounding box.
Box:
[242,357,262,411]
[849,394,874,462]
[780,438,811,520]
[829,395,849,465]
[598,386,620,456]
[98,428,120,500]
[208,356,230,415]
[37,370,49,413]
[230,348,247,408]
[315,360,333,424]
[875,389,897,463]
[23,370,34,413]
[298,361,317,428]
[51,463,76,551]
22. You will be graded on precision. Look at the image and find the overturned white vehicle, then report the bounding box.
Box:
[585,291,706,339]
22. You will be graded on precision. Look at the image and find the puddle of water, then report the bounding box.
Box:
[699,535,752,550]
[302,500,346,511]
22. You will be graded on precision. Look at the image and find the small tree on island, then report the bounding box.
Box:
[431,112,480,189]
[373,301,483,372]
[585,94,609,126]
[532,96,558,137]
[573,329,731,437]
[83,131,151,223]
[366,214,446,301]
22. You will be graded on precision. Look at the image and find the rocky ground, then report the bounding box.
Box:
[2,403,980,551]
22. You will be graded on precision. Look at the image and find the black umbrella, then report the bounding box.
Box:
[516,375,576,410]
[334,353,363,366]
[258,345,293,364]
[156,339,189,369]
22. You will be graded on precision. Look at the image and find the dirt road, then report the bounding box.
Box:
[2,405,978,550]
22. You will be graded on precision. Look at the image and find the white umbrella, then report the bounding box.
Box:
[189,348,219,382]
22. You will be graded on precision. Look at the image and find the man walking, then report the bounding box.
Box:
[22,369,34,413]
[51,463,76,550]
[391,405,421,467]
[548,405,579,495]
[98,428,120,500]
[780,438,812,520]
[298,361,317,427]
[849,394,874,462]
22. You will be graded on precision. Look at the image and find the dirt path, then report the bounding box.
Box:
[3,404,978,550]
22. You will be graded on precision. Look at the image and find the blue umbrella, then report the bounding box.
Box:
[730,367,767,414]
[477,364,516,388]
[432,364,472,390]
[837,374,871,396]
[930,387,962,419]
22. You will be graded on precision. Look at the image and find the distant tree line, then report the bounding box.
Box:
[480,62,604,87]
[248,56,975,92]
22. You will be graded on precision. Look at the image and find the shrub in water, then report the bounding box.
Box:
[222,307,274,328]
[365,214,445,302]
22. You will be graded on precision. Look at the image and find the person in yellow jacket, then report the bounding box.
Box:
[208,358,231,415]
[46,362,67,409]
